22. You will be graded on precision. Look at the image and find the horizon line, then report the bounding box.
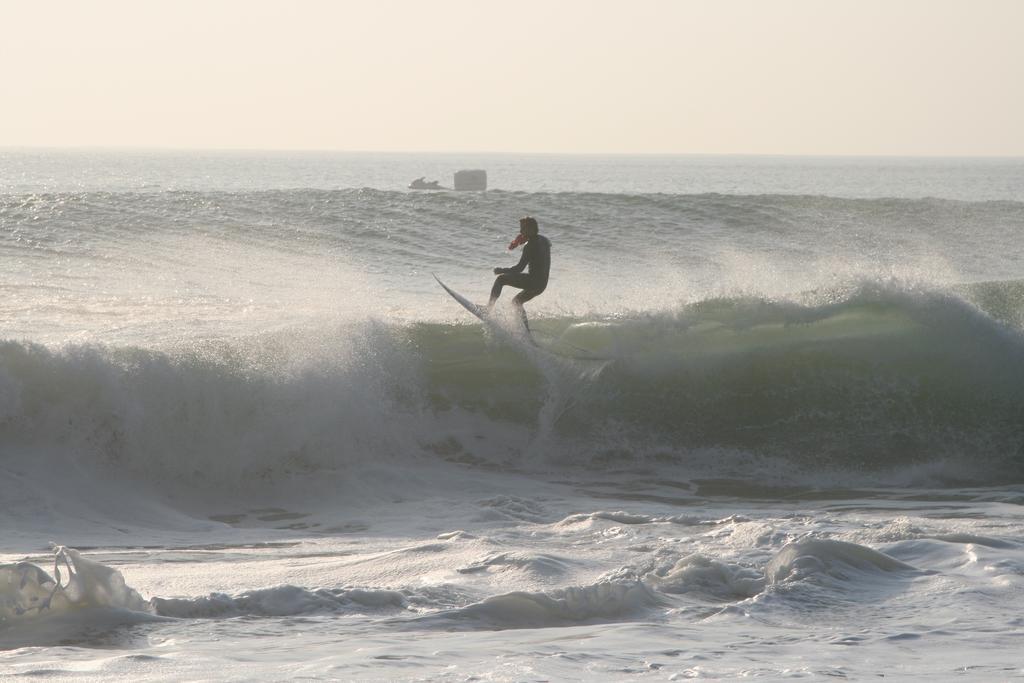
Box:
[2,145,1024,160]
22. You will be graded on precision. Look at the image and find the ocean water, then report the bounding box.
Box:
[2,150,1024,681]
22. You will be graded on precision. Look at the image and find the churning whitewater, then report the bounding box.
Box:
[2,152,1024,680]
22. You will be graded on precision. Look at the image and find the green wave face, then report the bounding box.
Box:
[413,282,1024,475]
[2,281,1023,486]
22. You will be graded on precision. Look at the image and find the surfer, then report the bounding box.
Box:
[488,216,550,331]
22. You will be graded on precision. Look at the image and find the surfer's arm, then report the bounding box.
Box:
[501,246,530,274]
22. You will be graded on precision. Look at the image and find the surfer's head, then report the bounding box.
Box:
[519,216,538,237]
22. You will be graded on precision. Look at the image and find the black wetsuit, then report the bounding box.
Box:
[491,235,551,305]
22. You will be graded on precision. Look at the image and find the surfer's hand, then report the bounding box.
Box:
[493,267,506,275]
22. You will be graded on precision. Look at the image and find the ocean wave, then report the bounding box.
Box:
[4,189,1022,269]
[1,548,660,636]
[0,320,424,485]
[417,279,1024,477]
[151,585,408,619]
[418,580,666,630]
[0,547,162,650]
[765,539,918,586]
[1,280,1022,490]
[738,538,929,621]
[0,537,982,646]
[8,186,1024,204]
[645,554,765,601]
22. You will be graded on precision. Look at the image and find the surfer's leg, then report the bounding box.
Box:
[489,273,530,307]
[505,297,529,331]
[488,275,506,306]
[512,288,542,332]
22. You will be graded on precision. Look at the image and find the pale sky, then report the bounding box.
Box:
[2,0,1022,155]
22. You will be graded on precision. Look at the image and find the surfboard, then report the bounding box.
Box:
[433,274,614,362]
[433,273,489,321]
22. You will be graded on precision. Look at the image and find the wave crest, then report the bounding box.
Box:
[2,280,1023,490]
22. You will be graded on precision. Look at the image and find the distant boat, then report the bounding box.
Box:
[453,169,487,191]
[409,177,444,190]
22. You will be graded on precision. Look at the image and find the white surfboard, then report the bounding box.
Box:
[433,274,614,362]
[433,273,489,322]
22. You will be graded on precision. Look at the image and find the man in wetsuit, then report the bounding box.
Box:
[489,216,551,331]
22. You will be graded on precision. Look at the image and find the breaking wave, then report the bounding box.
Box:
[1,280,1023,491]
